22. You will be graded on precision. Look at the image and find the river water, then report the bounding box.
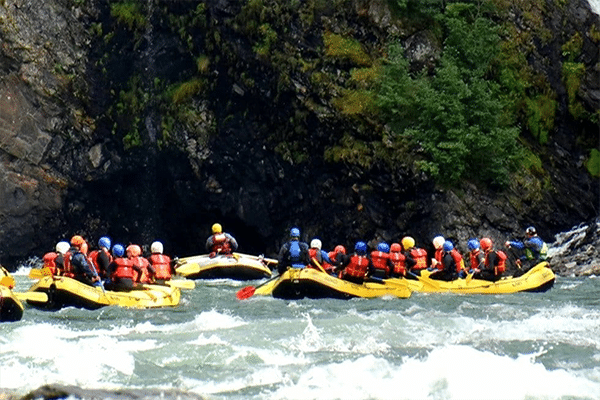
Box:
[2,266,600,400]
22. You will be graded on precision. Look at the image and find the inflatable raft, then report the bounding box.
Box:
[175,252,275,280]
[395,261,555,294]
[26,276,181,310]
[0,284,24,322]
[251,267,411,300]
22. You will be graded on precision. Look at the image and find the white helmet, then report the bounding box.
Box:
[310,239,322,250]
[432,236,445,250]
[55,241,70,255]
[150,241,163,254]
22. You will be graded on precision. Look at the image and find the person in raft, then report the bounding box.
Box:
[473,238,507,281]
[69,235,101,286]
[339,241,373,284]
[148,241,175,284]
[206,223,239,257]
[505,226,548,273]
[277,227,310,275]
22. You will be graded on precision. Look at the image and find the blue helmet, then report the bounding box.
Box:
[98,236,111,249]
[467,239,480,251]
[290,227,300,238]
[443,241,454,252]
[355,241,367,254]
[112,244,125,257]
[377,242,390,253]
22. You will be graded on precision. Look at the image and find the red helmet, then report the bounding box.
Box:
[480,238,493,251]
[390,243,402,252]
[334,245,346,255]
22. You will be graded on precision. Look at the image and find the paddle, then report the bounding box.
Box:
[0,276,16,289]
[233,252,278,265]
[408,271,441,290]
[28,267,52,280]
[310,258,328,274]
[236,274,280,300]
[465,271,476,283]
[165,279,195,290]
[14,291,49,303]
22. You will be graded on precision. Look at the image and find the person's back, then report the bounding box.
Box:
[106,244,135,291]
[206,223,239,256]
[370,242,392,279]
[389,243,415,278]
[341,242,371,284]
[430,241,459,281]
[149,241,173,283]
[278,227,309,274]
[89,237,112,279]
[402,236,427,276]
[474,238,505,281]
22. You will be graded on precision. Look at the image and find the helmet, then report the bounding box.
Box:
[354,241,367,254]
[480,238,493,251]
[98,236,111,250]
[290,227,300,238]
[334,245,346,255]
[151,241,163,254]
[112,244,125,257]
[390,243,402,252]
[432,236,445,250]
[70,235,85,247]
[467,239,480,251]
[56,241,70,255]
[126,244,142,257]
[443,241,454,252]
[526,226,536,235]
[377,242,390,253]
[212,223,223,234]
[401,236,415,250]
[310,239,322,250]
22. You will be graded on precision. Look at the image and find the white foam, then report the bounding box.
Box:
[270,346,600,400]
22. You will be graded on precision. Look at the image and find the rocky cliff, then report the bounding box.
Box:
[0,0,598,270]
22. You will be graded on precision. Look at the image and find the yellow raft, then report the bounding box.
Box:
[253,267,411,300]
[393,262,555,294]
[0,284,24,322]
[26,276,181,310]
[176,252,275,280]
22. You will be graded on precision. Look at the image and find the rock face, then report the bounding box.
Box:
[548,218,600,276]
[0,0,598,270]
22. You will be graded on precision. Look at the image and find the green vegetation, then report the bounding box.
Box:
[110,1,146,31]
[586,149,600,177]
[377,3,520,186]
[323,32,372,66]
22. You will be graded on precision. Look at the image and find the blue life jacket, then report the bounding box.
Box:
[289,241,305,269]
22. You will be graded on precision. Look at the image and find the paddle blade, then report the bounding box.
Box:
[166,280,195,290]
[236,286,256,300]
[14,291,49,303]
[0,276,16,289]
[28,268,52,280]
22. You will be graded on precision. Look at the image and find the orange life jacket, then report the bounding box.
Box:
[449,249,465,273]
[470,250,483,270]
[485,250,507,274]
[410,248,428,270]
[89,249,113,277]
[132,256,153,283]
[389,251,407,276]
[434,248,444,269]
[345,255,370,279]
[370,251,391,275]
[111,257,135,279]
[43,252,60,275]
[149,253,172,280]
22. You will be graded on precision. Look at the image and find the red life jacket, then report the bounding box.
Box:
[370,251,391,275]
[389,251,407,276]
[449,249,465,273]
[132,256,153,283]
[470,250,482,270]
[345,255,370,279]
[434,249,444,267]
[410,248,428,270]
[89,249,113,276]
[210,233,232,254]
[62,252,74,278]
[43,252,60,275]
[111,257,134,279]
[484,250,507,275]
[149,253,172,280]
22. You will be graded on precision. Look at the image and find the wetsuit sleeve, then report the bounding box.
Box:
[405,254,417,269]
[226,234,239,251]
[507,241,524,249]
[205,237,213,252]
[98,252,111,272]
[300,243,310,264]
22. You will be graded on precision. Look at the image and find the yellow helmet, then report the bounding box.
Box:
[401,236,415,250]
[212,223,222,234]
